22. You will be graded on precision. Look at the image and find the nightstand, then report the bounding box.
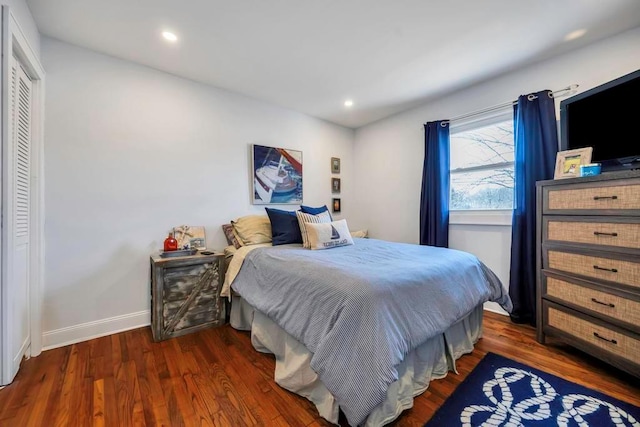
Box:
[150,251,226,342]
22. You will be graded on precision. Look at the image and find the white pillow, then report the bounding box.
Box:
[296,210,332,248]
[306,219,354,250]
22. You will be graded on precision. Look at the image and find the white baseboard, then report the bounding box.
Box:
[42,310,150,351]
[40,304,506,351]
[13,337,30,374]
[483,302,509,316]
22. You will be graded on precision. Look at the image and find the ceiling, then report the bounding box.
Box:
[26,0,640,129]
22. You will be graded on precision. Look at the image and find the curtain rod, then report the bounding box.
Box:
[431,84,579,125]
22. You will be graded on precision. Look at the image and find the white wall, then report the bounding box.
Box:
[39,26,640,345]
[41,37,354,348]
[352,28,640,311]
[3,0,39,56]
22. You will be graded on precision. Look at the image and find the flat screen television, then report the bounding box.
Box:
[559,68,640,172]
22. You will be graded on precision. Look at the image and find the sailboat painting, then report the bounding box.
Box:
[251,144,303,204]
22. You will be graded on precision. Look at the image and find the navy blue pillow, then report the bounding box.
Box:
[265,207,303,245]
[300,205,332,219]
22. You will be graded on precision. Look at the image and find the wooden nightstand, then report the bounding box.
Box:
[150,251,226,342]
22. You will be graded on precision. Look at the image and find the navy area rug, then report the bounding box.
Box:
[425,352,640,426]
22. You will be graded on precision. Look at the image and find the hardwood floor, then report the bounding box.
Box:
[0,311,638,426]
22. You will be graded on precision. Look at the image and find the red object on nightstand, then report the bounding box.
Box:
[163,233,178,251]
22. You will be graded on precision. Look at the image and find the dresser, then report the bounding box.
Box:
[536,170,640,377]
[150,252,226,342]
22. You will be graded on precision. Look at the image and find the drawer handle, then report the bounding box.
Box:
[593,265,618,273]
[593,195,618,200]
[593,231,618,237]
[590,298,615,308]
[593,332,617,345]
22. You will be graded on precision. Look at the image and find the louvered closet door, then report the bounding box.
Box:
[5,55,32,382]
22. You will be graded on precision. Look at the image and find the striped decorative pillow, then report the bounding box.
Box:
[296,210,332,248]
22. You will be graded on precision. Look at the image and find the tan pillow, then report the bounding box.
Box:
[306,219,354,250]
[296,210,333,248]
[350,229,369,238]
[231,215,272,246]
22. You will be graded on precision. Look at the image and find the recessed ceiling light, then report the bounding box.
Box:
[344,99,354,107]
[162,31,178,42]
[564,29,586,42]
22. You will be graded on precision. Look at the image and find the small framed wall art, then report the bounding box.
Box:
[554,147,592,179]
[332,177,341,193]
[332,198,341,213]
[331,157,341,174]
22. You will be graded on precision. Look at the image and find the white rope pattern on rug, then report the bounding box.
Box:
[460,367,639,426]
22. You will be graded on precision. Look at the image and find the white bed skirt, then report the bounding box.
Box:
[229,295,483,426]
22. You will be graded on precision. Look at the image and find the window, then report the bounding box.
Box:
[450,109,515,212]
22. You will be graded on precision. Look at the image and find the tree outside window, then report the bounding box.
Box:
[450,115,514,210]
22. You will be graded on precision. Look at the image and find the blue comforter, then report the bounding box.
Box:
[231,238,512,426]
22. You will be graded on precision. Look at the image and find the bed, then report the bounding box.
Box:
[221,235,512,426]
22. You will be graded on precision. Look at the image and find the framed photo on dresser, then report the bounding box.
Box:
[554,147,592,179]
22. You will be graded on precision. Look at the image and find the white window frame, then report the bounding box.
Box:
[449,107,514,226]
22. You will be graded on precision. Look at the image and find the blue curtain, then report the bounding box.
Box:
[509,90,558,325]
[419,121,450,247]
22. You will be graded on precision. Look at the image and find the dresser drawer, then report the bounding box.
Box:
[547,306,640,365]
[546,249,640,289]
[545,276,640,327]
[546,183,640,211]
[546,220,640,249]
